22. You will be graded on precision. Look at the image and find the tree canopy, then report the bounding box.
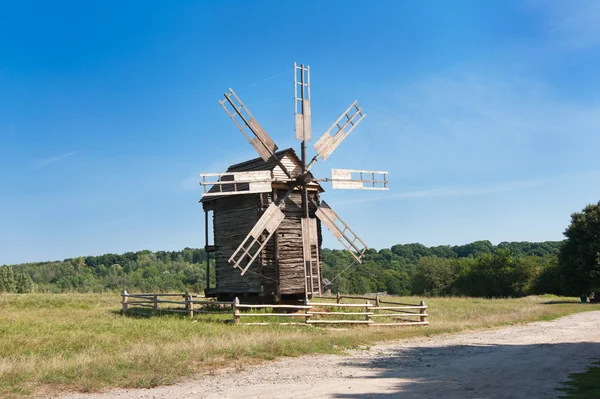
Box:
[558,200,600,295]
[0,241,565,298]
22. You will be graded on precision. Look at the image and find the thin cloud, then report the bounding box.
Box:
[33,151,76,170]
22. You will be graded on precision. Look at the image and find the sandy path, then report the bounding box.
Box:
[64,311,600,399]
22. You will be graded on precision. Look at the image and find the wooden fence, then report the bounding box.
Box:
[120,290,428,327]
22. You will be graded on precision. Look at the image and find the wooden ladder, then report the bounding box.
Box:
[305,252,321,298]
[302,218,321,298]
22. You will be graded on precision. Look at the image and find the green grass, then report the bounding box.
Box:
[0,293,598,398]
[558,361,600,399]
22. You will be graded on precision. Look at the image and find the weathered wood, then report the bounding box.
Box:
[233,297,240,323]
[193,311,233,315]
[126,293,184,297]
[307,320,373,324]
[150,299,188,305]
[236,304,312,309]
[370,313,428,318]
[308,311,372,316]
[185,292,193,318]
[378,299,424,306]
[330,169,389,190]
[220,89,279,163]
[121,290,128,313]
[420,300,427,323]
[315,201,367,263]
[278,191,321,296]
[212,195,262,295]
[200,171,274,197]
[229,202,285,275]
[308,302,373,308]
[237,313,308,317]
[190,300,234,306]
[305,306,311,324]
[201,149,323,299]
[313,101,365,161]
[370,322,430,327]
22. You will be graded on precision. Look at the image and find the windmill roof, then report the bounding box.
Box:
[226,147,296,172]
[199,147,323,203]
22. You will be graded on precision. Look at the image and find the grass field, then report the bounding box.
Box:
[0,293,598,398]
[558,361,600,399]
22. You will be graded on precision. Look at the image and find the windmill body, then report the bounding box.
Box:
[200,63,388,304]
[201,149,324,303]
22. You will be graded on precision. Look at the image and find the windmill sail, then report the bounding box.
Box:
[200,171,274,197]
[228,202,285,275]
[312,101,365,162]
[220,89,278,162]
[294,63,312,141]
[331,169,389,190]
[315,201,368,263]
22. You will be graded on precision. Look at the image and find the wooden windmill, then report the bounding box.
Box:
[200,63,388,303]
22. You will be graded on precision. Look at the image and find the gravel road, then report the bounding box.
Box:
[63,310,600,399]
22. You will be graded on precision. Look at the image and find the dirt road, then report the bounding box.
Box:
[64,310,600,399]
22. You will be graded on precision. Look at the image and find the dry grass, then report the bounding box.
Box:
[0,293,598,398]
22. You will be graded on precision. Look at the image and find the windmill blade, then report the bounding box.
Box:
[331,169,389,190]
[315,201,368,263]
[294,63,312,141]
[228,202,285,276]
[312,101,365,163]
[200,171,274,197]
[219,88,279,162]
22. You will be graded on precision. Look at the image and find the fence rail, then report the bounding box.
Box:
[120,291,428,327]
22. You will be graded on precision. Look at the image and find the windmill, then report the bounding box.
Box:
[199,63,388,303]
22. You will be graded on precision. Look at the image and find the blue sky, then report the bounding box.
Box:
[2,1,600,264]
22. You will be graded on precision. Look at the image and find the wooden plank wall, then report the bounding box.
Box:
[212,188,322,300]
[213,195,262,294]
[275,190,322,296]
[273,154,302,180]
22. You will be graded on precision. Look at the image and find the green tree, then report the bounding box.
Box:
[558,201,600,296]
[412,257,459,296]
[15,272,34,293]
[0,266,17,293]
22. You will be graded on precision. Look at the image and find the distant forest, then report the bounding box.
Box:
[0,240,566,297]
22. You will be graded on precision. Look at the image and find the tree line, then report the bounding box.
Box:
[0,241,564,297]
[322,241,563,297]
[3,202,598,298]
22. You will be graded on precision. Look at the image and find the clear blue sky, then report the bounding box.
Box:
[2,1,600,264]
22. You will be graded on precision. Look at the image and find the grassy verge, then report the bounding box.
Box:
[558,361,600,399]
[0,294,598,398]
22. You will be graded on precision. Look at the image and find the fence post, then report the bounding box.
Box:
[305,301,312,324]
[336,292,341,304]
[121,290,128,313]
[153,294,158,312]
[375,294,380,307]
[365,300,371,323]
[233,297,240,323]
[186,291,194,318]
[419,300,426,323]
